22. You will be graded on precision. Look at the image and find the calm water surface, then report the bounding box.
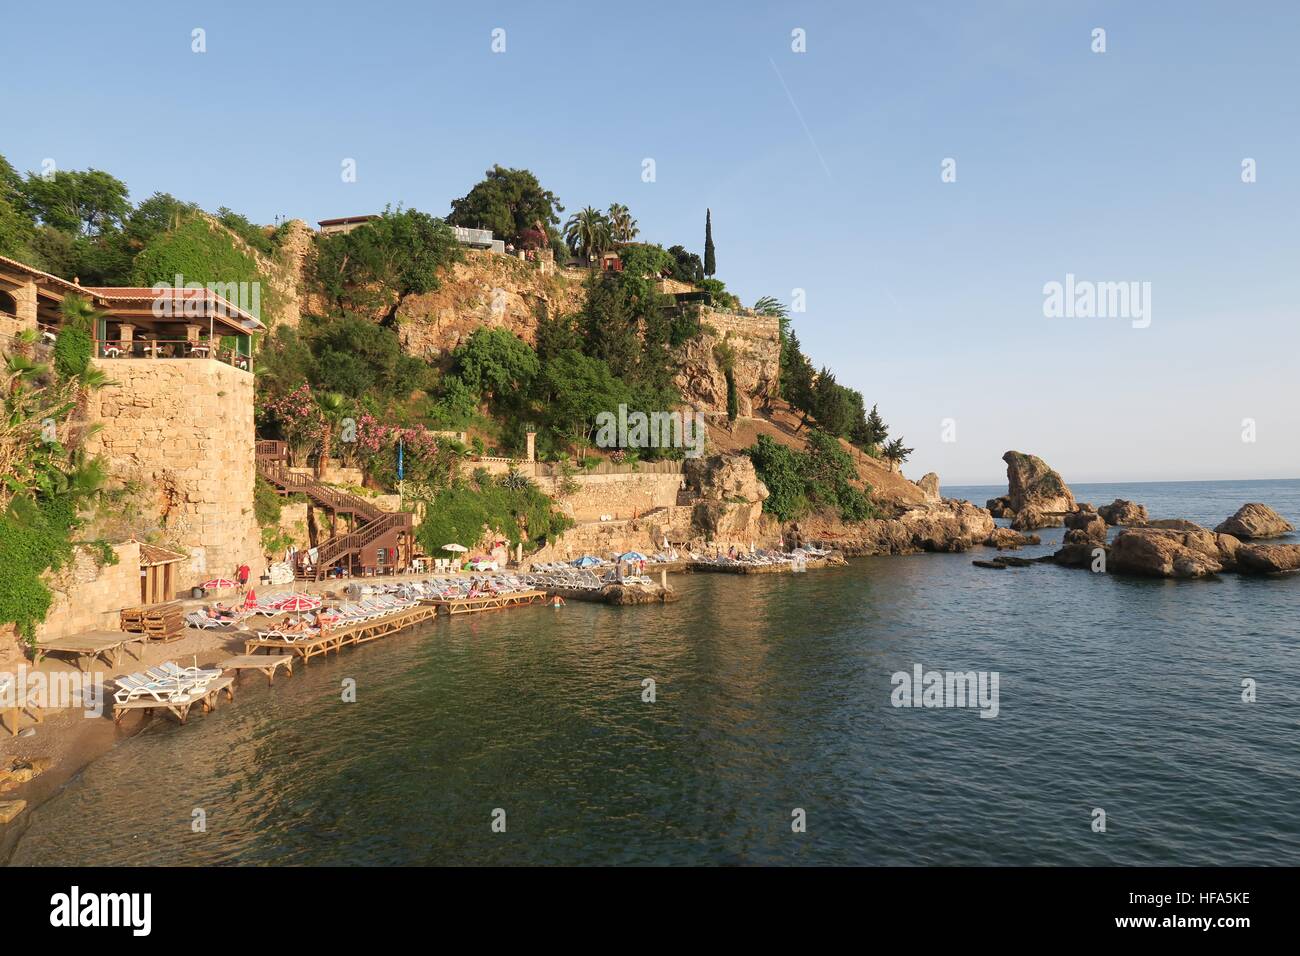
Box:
[9,480,1299,865]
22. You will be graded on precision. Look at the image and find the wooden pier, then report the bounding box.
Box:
[112,675,235,725]
[423,589,547,615]
[243,604,441,661]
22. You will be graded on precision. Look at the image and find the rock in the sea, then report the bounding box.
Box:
[1235,543,1300,574]
[985,527,1041,550]
[985,496,1016,519]
[1011,505,1063,531]
[913,472,941,503]
[1064,511,1109,542]
[1098,499,1149,526]
[1002,450,1076,513]
[1214,503,1295,540]
[1145,518,1205,532]
[1108,528,1240,579]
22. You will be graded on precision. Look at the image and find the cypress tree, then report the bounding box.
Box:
[704,208,716,277]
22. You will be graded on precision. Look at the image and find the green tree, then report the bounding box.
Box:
[704,208,716,277]
[666,245,704,284]
[564,206,611,261]
[18,168,130,236]
[536,349,628,454]
[447,165,564,245]
[863,403,889,449]
[811,367,855,437]
[607,203,638,242]
[124,193,198,251]
[453,328,540,406]
[883,436,913,466]
[313,207,460,323]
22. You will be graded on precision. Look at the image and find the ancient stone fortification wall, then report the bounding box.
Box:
[535,471,684,522]
[83,360,263,585]
[36,542,140,643]
[396,250,587,359]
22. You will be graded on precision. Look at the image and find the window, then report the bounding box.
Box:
[0,290,17,316]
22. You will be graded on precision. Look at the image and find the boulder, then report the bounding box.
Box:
[985,496,1016,519]
[985,527,1041,550]
[683,454,769,504]
[0,799,26,825]
[913,472,941,503]
[1001,450,1076,513]
[1097,499,1149,526]
[1011,505,1063,531]
[1146,518,1205,532]
[1054,539,1105,568]
[1064,511,1109,543]
[1235,543,1300,574]
[1214,503,1295,540]
[1108,528,1240,579]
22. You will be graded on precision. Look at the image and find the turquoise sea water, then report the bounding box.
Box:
[7,479,1299,866]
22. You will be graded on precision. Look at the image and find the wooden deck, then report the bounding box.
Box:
[35,632,147,670]
[424,589,548,615]
[219,655,295,684]
[242,604,440,661]
[112,676,235,725]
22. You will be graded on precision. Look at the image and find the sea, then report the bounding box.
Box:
[5,479,1298,865]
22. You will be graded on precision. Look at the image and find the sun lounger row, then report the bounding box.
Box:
[113,661,223,705]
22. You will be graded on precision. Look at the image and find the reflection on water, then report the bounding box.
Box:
[10,481,1300,866]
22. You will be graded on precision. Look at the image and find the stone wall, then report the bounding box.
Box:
[82,359,263,586]
[35,542,141,643]
[535,471,685,522]
[0,277,38,342]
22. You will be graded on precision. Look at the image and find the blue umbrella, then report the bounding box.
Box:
[617,551,648,562]
[573,555,600,568]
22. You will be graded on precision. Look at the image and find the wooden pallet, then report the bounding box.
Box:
[121,601,185,641]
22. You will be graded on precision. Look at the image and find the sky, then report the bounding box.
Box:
[4,0,1298,484]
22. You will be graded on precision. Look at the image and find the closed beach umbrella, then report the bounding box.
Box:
[244,589,258,609]
[201,578,238,591]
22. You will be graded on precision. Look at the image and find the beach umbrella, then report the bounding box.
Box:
[273,594,321,612]
[574,555,600,568]
[617,551,648,563]
[243,589,258,609]
[200,578,238,591]
[442,543,468,553]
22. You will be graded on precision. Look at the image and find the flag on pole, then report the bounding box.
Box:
[397,437,404,480]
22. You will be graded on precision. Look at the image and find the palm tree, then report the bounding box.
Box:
[607,203,638,243]
[564,207,611,262]
[315,391,349,476]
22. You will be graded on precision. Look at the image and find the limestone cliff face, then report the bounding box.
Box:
[680,454,774,545]
[394,252,587,359]
[673,307,780,417]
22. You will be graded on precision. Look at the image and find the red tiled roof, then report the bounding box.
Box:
[83,286,264,328]
[318,214,377,227]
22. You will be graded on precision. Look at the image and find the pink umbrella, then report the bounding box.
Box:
[201,578,238,590]
[273,594,322,612]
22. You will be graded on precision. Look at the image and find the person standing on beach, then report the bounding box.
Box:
[237,562,251,593]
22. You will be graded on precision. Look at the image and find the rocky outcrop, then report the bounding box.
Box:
[1064,511,1108,543]
[913,473,941,503]
[812,499,996,556]
[985,527,1041,550]
[1011,505,1063,531]
[682,454,772,545]
[1145,518,1203,532]
[1236,544,1300,574]
[1214,503,1295,540]
[673,310,781,418]
[1107,528,1240,579]
[1001,450,1076,514]
[1098,499,1149,526]
[985,496,1015,519]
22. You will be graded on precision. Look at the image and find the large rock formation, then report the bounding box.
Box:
[1214,503,1295,540]
[1107,527,1240,579]
[985,496,1015,519]
[1011,505,1064,531]
[1001,451,1076,514]
[673,308,781,417]
[805,499,996,556]
[913,473,941,503]
[681,454,771,545]
[1236,543,1300,574]
[1097,499,1149,526]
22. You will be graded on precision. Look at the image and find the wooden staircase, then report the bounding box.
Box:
[256,440,414,580]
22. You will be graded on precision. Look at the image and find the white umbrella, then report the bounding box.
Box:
[442,544,468,552]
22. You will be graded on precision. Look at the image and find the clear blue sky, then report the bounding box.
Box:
[5,1,1298,484]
